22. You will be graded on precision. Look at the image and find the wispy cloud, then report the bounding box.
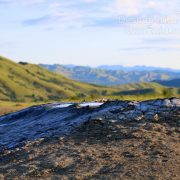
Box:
[19,0,180,30]
[1,0,180,68]
[23,15,50,26]
[0,0,45,5]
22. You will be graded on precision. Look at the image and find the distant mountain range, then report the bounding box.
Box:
[154,79,180,88]
[40,64,180,86]
[1,56,180,102]
[98,65,180,72]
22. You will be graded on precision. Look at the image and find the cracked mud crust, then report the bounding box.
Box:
[0,98,180,179]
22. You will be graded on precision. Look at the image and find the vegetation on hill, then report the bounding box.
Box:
[0,56,115,102]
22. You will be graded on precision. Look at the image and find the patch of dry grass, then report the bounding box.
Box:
[0,101,42,115]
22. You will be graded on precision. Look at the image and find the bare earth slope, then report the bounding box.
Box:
[0,98,180,179]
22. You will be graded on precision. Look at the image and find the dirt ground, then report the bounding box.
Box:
[0,118,179,180]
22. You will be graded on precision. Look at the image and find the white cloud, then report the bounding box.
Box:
[5,0,179,30]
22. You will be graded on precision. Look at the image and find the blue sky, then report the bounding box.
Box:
[0,0,180,68]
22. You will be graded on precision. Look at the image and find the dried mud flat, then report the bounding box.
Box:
[0,98,180,179]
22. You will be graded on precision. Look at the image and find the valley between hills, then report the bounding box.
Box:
[1,56,180,115]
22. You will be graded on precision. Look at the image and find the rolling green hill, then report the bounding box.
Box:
[0,56,179,103]
[0,56,113,102]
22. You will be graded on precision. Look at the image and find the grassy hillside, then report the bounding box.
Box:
[0,56,116,102]
[0,56,179,107]
[40,64,179,86]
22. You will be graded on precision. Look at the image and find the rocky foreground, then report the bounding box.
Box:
[0,98,180,179]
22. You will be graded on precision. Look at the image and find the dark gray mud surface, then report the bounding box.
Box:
[0,98,180,179]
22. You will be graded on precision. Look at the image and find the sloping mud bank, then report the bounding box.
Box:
[0,98,180,179]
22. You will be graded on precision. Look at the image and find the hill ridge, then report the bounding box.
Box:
[0,56,180,103]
